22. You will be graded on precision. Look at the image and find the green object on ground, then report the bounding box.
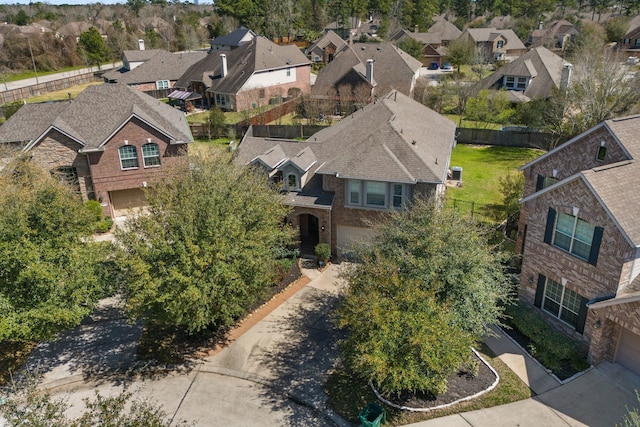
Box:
[359,402,386,427]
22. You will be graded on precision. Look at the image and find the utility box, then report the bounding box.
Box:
[451,166,463,181]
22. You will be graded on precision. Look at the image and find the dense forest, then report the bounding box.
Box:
[0,0,638,74]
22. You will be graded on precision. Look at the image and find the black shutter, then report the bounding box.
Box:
[543,208,556,245]
[575,296,590,334]
[534,274,546,308]
[536,174,545,191]
[588,227,604,266]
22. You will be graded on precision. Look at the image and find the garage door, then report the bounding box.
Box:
[336,225,377,256]
[110,188,148,217]
[616,328,640,376]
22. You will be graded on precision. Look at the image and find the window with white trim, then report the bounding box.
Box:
[542,277,581,327]
[553,212,594,260]
[347,180,406,209]
[365,181,386,207]
[142,143,161,167]
[287,173,299,191]
[286,68,291,77]
[119,145,139,169]
[156,80,170,90]
[496,40,504,48]
[504,76,528,90]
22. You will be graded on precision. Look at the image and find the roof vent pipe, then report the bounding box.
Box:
[221,54,228,78]
[366,59,374,84]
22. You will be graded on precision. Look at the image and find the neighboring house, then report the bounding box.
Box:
[474,46,572,103]
[619,16,640,52]
[103,49,207,94]
[175,36,311,112]
[312,42,422,98]
[234,90,456,256]
[0,84,193,218]
[388,19,460,66]
[529,20,579,51]
[305,30,349,64]
[457,28,526,62]
[210,26,256,51]
[517,114,640,376]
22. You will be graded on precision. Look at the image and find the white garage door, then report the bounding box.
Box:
[616,328,640,376]
[336,225,377,256]
[110,188,148,217]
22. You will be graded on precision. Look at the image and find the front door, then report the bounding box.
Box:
[298,214,319,255]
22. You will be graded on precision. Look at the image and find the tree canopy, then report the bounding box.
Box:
[0,159,108,342]
[77,26,109,67]
[336,196,512,395]
[115,151,295,334]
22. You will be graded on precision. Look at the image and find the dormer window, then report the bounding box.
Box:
[496,40,504,49]
[505,76,527,90]
[287,173,299,191]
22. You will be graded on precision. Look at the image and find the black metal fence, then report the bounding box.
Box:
[448,198,505,224]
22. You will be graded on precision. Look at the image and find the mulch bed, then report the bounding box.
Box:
[384,352,496,409]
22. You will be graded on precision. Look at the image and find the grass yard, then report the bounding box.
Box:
[24,82,103,104]
[447,144,543,206]
[186,105,276,125]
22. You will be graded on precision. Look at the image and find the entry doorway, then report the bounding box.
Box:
[298,213,319,255]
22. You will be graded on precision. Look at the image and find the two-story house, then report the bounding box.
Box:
[0,84,193,218]
[103,48,207,95]
[528,20,579,51]
[517,115,640,376]
[234,90,456,256]
[312,42,422,99]
[305,30,349,64]
[474,46,571,103]
[175,36,311,112]
[457,28,526,62]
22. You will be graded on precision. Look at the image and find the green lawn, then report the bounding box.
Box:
[447,144,543,206]
[187,105,277,125]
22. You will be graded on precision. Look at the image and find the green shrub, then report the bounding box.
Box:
[95,216,113,233]
[505,303,588,373]
[83,200,103,221]
[315,243,331,262]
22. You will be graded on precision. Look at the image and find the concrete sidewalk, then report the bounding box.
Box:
[405,325,640,427]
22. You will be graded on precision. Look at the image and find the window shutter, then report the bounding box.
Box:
[543,208,556,244]
[534,274,546,308]
[536,174,545,191]
[588,227,604,266]
[575,296,590,334]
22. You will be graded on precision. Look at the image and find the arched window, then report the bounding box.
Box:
[119,145,138,169]
[142,143,161,167]
[287,173,299,190]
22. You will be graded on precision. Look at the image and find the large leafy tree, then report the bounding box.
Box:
[0,159,108,342]
[336,197,512,395]
[77,26,109,67]
[116,151,295,334]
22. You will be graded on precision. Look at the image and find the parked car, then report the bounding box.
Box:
[441,62,452,70]
[429,62,439,70]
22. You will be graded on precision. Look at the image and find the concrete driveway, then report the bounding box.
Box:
[30,264,347,426]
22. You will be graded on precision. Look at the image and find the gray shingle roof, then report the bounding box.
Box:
[104,50,207,84]
[305,30,349,56]
[0,102,67,143]
[0,84,193,148]
[123,49,165,63]
[176,37,310,95]
[474,46,567,100]
[463,28,526,50]
[236,90,455,186]
[312,42,422,96]
[428,18,462,41]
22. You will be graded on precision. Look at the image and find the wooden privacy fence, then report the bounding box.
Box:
[456,128,553,149]
[0,71,102,104]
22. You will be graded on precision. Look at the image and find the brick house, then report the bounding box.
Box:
[305,30,349,64]
[175,36,311,112]
[474,46,572,103]
[103,49,207,94]
[517,115,640,375]
[0,84,193,218]
[457,28,526,62]
[234,90,456,255]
